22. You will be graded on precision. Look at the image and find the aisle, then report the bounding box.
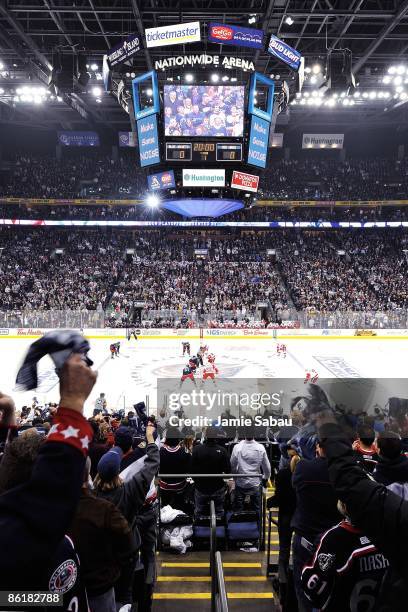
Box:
[152,509,280,612]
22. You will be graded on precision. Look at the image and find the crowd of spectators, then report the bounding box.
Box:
[0,150,144,200]
[3,354,408,610]
[0,228,408,327]
[2,152,408,207]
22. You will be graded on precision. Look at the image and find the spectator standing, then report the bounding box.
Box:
[68,457,138,612]
[373,430,408,486]
[158,426,192,510]
[291,439,341,612]
[191,426,231,516]
[231,422,271,515]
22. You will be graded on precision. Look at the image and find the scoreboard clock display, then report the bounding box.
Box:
[166,142,242,163]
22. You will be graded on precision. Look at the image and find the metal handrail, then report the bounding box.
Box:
[214,552,229,612]
[158,473,262,478]
[210,500,217,608]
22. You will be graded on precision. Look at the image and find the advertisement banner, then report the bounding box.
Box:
[118,131,137,147]
[136,115,160,167]
[208,23,264,50]
[145,21,201,48]
[57,131,100,147]
[267,34,302,71]
[231,170,259,193]
[247,115,270,168]
[302,133,344,149]
[107,33,141,67]
[182,169,225,187]
[148,170,176,191]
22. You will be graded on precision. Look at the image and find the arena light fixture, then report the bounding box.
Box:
[0,62,3,70]
[284,16,294,25]
[146,88,153,96]
[95,98,101,103]
[397,65,406,75]
[394,76,403,86]
[211,73,220,83]
[90,63,98,71]
[388,66,396,74]
[92,86,101,96]
[146,194,160,208]
[312,64,322,74]
[185,73,194,83]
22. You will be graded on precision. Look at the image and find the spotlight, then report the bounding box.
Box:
[382,76,391,85]
[222,75,229,82]
[0,62,3,70]
[146,194,160,208]
[388,66,396,74]
[312,64,322,74]
[248,14,256,24]
[310,75,317,84]
[397,65,406,75]
[90,63,98,71]
[394,76,403,86]
[185,73,194,83]
[305,67,311,74]
[146,88,153,96]
[92,86,101,96]
[285,16,294,25]
[211,73,219,83]
[95,98,101,103]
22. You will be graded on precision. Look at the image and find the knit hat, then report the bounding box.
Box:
[97,446,123,481]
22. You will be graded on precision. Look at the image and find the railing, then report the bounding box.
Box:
[213,552,228,612]
[1,308,406,329]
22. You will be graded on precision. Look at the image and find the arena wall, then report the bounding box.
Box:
[1,328,408,340]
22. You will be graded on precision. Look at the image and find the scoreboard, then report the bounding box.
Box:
[166,142,242,163]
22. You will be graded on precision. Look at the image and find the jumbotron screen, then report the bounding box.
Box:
[164,85,245,137]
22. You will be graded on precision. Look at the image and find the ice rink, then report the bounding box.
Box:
[2,334,408,417]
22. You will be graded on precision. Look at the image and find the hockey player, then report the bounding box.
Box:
[197,345,207,366]
[189,355,199,371]
[110,342,120,359]
[304,369,319,384]
[277,343,287,358]
[207,352,216,364]
[127,327,138,341]
[301,500,389,611]
[202,361,219,385]
[180,364,196,387]
[182,341,190,356]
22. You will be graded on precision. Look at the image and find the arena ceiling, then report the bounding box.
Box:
[1,0,408,129]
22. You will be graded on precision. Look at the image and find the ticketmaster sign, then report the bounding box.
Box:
[183,169,225,187]
[145,22,201,48]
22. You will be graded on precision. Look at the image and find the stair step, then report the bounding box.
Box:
[157,576,267,582]
[153,592,273,599]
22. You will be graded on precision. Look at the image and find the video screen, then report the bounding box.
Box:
[164,85,245,137]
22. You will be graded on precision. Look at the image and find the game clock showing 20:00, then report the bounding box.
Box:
[165,142,242,162]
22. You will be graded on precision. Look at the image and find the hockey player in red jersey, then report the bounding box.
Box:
[276,343,287,358]
[202,361,219,384]
[304,369,319,384]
